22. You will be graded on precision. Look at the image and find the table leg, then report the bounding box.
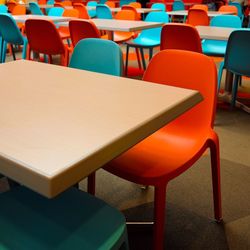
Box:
[224,70,233,93]
[107,31,114,41]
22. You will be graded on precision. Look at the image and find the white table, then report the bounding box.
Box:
[0,60,202,198]
[12,14,72,23]
[167,10,234,17]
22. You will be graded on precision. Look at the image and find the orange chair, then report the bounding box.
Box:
[7,1,17,12]
[69,20,100,47]
[219,5,238,15]
[54,2,64,7]
[121,5,140,20]
[114,10,137,43]
[88,50,221,250]
[73,3,90,19]
[105,1,116,7]
[160,23,202,52]
[191,4,208,11]
[186,8,209,26]
[11,4,26,33]
[129,1,142,8]
[25,19,69,66]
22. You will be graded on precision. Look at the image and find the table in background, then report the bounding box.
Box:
[12,14,72,23]
[167,10,234,17]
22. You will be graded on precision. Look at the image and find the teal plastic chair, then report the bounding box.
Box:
[229,2,244,23]
[69,38,124,76]
[46,0,55,14]
[202,15,241,56]
[0,186,129,250]
[0,14,27,63]
[151,3,166,11]
[218,30,250,107]
[0,4,8,13]
[29,2,44,15]
[48,6,64,16]
[87,1,98,18]
[96,4,113,19]
[124,11,169,74]
[172,0,185,10]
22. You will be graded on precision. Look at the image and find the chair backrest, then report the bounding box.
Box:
[54,2,64,7]
[121,5,139,19]
[25,19,65,55]
[69,20,100,47]
[219,5,238,15]
[96,4,113,19]
[191,4,208,11]
[0,4,8,13]
[160,23,202,52]
[229,2,243,18]
[63,8,79,17]
[143,49,217,129]
[7,1,17,13]
[115,9,136,20]
[224,30,250,77]
[151,3,166,11]
[69,38,123,76]
[12,4,26,15]
[187,9,209,26]
[48,6,64,16]
[210,14,241,27]
[172,0,184,11]
[0,14,24,45]
[29,2,44,15]
[87,1,98,17]
[73,3,90,19]
[106,1,116,8]
[129,1,141,8]
[61,0,72,6]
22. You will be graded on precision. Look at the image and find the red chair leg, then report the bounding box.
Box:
[153,184,167,250]
[87,172,96,195]
[209,134,222,222]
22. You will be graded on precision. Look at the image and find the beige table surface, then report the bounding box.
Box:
[167,10,234,17]
[12,14,72,23]
[0,60,202,198]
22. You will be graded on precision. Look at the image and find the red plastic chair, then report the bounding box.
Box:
[25,19,69,66]
[88,50,222,250]
[73,3,90,19]
[160,23,202,52]
[69,20,100,47]
[186,8,209,26]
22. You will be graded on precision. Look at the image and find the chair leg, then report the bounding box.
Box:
[1,41,7,63]
[209,134,222,222]
[140,48,146,70]
[149,48,153,61]
[153,184,167,250]
[125,45,129,76]
[231,74,239,108]
[217,61,224,93]
[135,47,142,69]
[10,44,16,61]
[87,172,96,195]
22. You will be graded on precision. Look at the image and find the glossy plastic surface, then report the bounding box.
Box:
[187,8,209,26]
[96,4,113,19]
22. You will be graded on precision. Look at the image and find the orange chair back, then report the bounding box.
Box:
[115,9,137,20]
[61,1,72,6]
[7,1,17,13]
[54,2,64,7]
[121,5,140,20]
[191,4,208,11]
[73,3,90,19]
[63,8,79,17]
[160,23,202,52]
[105,1,116,7]
[143,49,217,128]
[69,20,100,47]
[12,4,26,15]
[187,9,209,26]
[219,5,238,15]
[129,2,142,8]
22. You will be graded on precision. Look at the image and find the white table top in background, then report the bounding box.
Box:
[167,10,234,17]
[0,60,202,198]
[12,14,72,23]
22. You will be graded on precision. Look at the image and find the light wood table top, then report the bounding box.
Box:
[167,10,234,17]
[12,14,72,23]
[0,60,202,198]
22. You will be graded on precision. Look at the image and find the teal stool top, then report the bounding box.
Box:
[0,186,128,250]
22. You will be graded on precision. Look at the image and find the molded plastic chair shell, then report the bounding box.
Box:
[11,4,26,14]
[96,4,113,19]
[219,5,238,15]
[0,4,8,13]
[191,4,208,11]
[187,8,209,26]
[29,2,44,15]
[106,1,116,8]
[69,38,123,76]
[172,0,184,10]
[95,49,221,250]
[0,186,129,250]
[229,2,243,21]
[69,20,100,47]
[87,1,98,18]
[73,3,90,19]
[202,15,241,56]
[129,1,141,8]
[218,30,250,107]
[25,19,69,66]
[48,7,64,16]
[151,2,166,11]
[160,23,202,52]
[121,4,140,20]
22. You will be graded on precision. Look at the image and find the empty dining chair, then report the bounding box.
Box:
[160,23,202,52]
[229,2,244,22]
[88,49,221,250]
[106,1,116,8]
[218,30,250,107]
[7,0,17,13]
[151,2,166,11]
[202,15,241,56]
[0,14,27,63]
[219,5,238,15]
[29,2,44,15]
[186,8,209,26]
[87,1,98,18]
[48,6,64,16]
[0,4,8,13]
[124,11,169,74]
[73,3,90,19]
[129,1,142,8]
[96,4,113,19]
[121,4,140,20]
[0,186,129,250]
[11,4,26,14]
[172,0,184,10]
[69,20,100,47]
[69,38,123,76]
[191,4,208,11]
[54,2,65,7]
[25,19,69,66]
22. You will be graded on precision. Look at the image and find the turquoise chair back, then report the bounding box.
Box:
[210,14,241,28]
[48,7,64,16]
[151,3,166,11]
[0,4,8,13]
[96,4,113,19]
[229,2,243,20]
[99,0,106,3]
[46,0,55,14]
[87,1,97,18]
[119,0,134,6]
[29,2,44,15]
[69,38,123,76]
[172,0,185,11]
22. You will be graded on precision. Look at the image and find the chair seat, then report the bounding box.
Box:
[113,31,134,43]
[202,40,227,56]
[126,36,160,47]
[104,125,215,185]
[0,187,127,250]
